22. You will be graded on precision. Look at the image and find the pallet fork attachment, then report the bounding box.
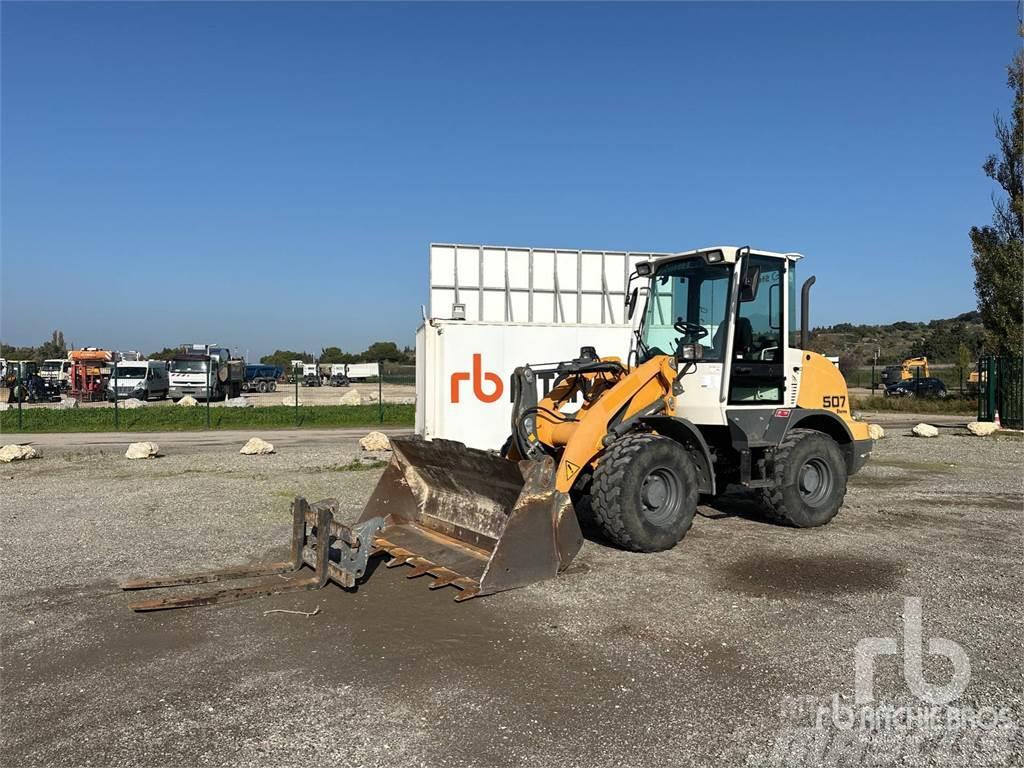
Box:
[120,499,384,611]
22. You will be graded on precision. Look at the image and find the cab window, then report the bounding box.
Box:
[734,256,783,362]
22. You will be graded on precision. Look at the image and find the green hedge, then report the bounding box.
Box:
[0,404,415,433]
[850,395,977,415]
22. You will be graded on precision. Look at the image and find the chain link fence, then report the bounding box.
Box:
[0,360,415,433]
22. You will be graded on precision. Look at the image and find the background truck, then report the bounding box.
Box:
[344,362,380,381]
[38,359,72,391]
[69,348,115,402]
[241,364,281,393]
[168,345,245,401]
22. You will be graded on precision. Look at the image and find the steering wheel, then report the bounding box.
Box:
[673,318,709,341]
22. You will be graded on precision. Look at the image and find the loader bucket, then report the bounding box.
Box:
[359,437,583,601]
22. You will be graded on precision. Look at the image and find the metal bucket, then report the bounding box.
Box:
[361,438,583,600]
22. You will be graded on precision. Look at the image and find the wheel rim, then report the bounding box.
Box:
[798,458,833,507]
[640,466,682,526]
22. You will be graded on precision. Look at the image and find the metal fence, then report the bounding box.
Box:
[977,356,1024,429]
[0,360,416,433]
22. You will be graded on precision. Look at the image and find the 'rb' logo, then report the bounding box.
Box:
[450,353,503,403]
[854,596,970,706]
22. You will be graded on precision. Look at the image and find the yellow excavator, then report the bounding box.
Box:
[881,356,930,386]
[123,246,873,610]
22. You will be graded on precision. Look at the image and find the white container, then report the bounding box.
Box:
[346,362,381,380]
[416,320,633,450]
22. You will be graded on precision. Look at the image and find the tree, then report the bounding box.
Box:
[319,346,357,364]
[35,330,67,361]
[260,350,312,368]
[149,347,181,361]
[970,28,1024,355]
[360,341,403,362]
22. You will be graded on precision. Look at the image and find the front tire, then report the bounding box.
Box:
[761,429,848,527]
[591,433,699,552]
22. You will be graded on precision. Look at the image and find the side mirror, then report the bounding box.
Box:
[739,264,761,303]
[625,287,639,320]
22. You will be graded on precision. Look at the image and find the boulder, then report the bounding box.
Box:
[224,397,252,408]
[57,398,79,410]
[359,431,391,452]
[867,423,885,440]
[340,389,363,406]
[125,441,160,460]
[967,421,999,437]
[177,395,199,407]
[240,437,275,455]
[281,395,303,407]
[0,444,38,463]
[121,398,147,409]
[911,423,939,438]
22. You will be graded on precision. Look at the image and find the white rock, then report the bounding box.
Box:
[0,444,38,463]
[125,441,160,459]
[967,421,999,437]
[177,395,199,407]
[359,431,391,452]
[281,396,303,407]
[911,423,939,438]
[867,423,885,440]
[0,402,8,412]
[240,437,275,455]
[57,398,79,410]
[224,396,252,408]
[121,398,147,409]
[340,389,362,406]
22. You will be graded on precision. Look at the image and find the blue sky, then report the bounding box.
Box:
[1,2,1018,358]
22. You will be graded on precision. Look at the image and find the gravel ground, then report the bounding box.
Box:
[1,428,1021,767]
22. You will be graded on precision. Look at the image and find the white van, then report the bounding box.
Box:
[107,360,170,401]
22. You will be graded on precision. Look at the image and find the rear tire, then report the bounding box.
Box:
[760,428,848,528]
[591,433,699,552]
[257,381,268,393]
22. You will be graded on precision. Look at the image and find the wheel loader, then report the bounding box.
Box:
[122,246,873,610]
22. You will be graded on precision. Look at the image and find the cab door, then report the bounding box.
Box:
[728,254,787,404]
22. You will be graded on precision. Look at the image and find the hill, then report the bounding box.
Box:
[807,311,986,367]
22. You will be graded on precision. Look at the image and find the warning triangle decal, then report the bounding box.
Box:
[565,461,580,480]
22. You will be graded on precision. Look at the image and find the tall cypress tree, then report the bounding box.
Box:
[969,24,1024,355]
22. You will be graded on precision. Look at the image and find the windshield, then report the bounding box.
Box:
[115,366,147,379]
[170,359,208,373]
[641,258,732,362]
[40,362,65,372]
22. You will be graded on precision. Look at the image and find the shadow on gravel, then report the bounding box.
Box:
[722,553,904,597]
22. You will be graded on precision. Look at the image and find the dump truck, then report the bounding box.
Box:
[168,345,245,401]
[123,245,873,610]
[241,364,281,393]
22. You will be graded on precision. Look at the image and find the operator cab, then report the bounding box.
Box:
[630,246,804,409]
